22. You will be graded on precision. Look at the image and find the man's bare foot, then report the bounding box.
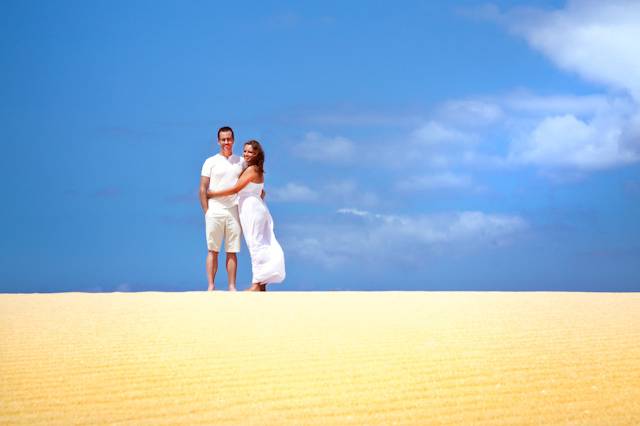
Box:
[228,285,237,292]
[259,284,266,292]
[207,283,216,291]
[245,283,261,292]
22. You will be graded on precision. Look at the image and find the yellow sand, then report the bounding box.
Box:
[1,292,639,425]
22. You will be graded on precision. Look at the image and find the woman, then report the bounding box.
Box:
[207,140,285,291]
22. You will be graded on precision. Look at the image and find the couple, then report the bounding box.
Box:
[199,126,285,292]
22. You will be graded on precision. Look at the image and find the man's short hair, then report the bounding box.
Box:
[217,126,234,140]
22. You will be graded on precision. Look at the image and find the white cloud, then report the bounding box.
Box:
[429,91,640,172]
[400,89,640,173]
[324,180,380,208]
[268,180,379,207]
[307,95,639,175]
[496,0,640,172]
[411,121,475,145]
[290,1,640,178]
[396,172,478,192]
[293,132,355,163]
[282,236,348,269]
[338,209,527,245]
[508,0,640,100]
[509,113,639,170]
[435,1,640,175]
[504,92,614,116]
[269,182,319,202]
[458,150,510,169]
[436,100,504,127]
[337,208,369,217]
[400,120,483,171]
[284,209,528,268]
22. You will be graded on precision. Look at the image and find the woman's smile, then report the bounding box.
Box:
[243,147,256,162]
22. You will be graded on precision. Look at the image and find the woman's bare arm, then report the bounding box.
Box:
[207,167,258,198]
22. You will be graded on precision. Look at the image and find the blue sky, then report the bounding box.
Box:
[2,0,639,292]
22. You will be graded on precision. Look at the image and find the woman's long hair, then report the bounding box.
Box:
[245,140,265,174]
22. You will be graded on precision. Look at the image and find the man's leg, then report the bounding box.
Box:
[224,206,242,292]
[226,253,237,291]
[205,211,224,291]
[207,250,219,291]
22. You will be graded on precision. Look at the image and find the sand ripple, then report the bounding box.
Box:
[1,292,639,425]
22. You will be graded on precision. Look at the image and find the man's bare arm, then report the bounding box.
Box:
[199,176,210,214]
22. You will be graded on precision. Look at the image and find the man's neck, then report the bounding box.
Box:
[220,151,233,158]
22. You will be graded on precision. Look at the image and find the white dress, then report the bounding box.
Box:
[238,182,286,284]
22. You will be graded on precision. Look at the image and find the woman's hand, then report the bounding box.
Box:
[207,190,219,199]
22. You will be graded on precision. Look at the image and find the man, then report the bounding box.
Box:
[199,126,245,291]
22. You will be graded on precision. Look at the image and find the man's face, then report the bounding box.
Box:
[218,131,234,156]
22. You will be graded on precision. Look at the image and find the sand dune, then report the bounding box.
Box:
[1,291,639,425]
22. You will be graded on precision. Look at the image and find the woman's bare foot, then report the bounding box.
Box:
[208,283,216,291]
[228,285,237,292]
[245,283,262,292]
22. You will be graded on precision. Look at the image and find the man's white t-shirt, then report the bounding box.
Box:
[201,154,245,212]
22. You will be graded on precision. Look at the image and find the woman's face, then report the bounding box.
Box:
[243,144,256,162]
